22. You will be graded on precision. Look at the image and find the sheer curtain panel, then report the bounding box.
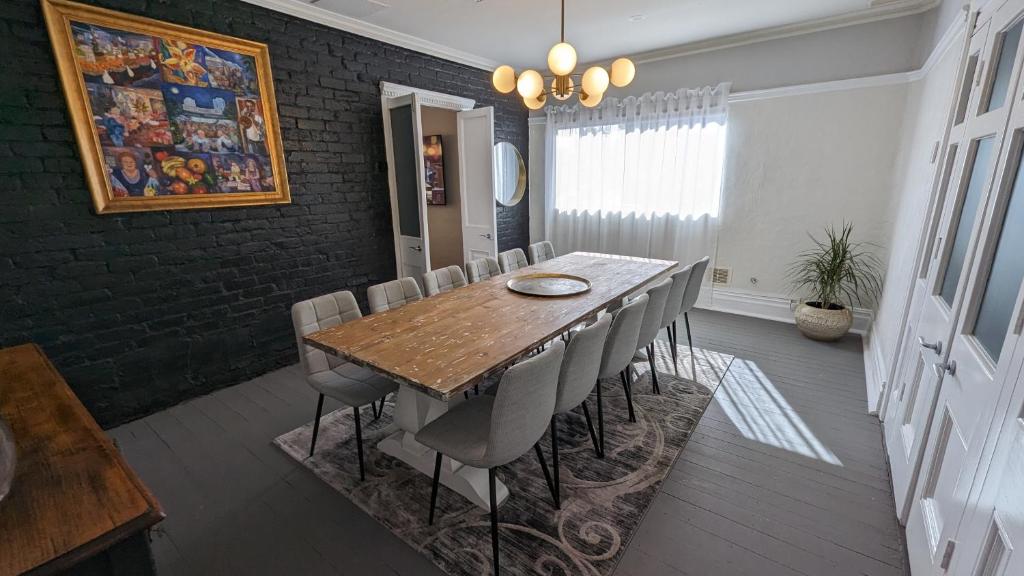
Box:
[543,84,729,283]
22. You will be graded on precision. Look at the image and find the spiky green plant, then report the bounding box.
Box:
[788,223,883,310]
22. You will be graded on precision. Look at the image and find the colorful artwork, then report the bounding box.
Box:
[423,135,445,206]
[44,0,289,213]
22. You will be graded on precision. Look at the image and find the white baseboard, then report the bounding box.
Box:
[862,329,888,415]
[704,288,873,334]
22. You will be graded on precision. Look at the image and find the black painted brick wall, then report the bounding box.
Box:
[0,0,529,427]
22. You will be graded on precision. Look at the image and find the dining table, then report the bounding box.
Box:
[303,251,677,510]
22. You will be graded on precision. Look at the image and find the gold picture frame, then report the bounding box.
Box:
[42,0,290,214]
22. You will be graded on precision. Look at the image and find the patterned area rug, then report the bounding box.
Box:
[274,339,733,576]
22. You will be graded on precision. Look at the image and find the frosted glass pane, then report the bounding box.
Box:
[986,20,1023,112]
[973,145,1024,361]
[941,137,995,306]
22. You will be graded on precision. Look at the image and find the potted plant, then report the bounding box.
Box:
[788,223,883,341]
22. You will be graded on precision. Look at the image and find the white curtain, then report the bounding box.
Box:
[544,84,729,276]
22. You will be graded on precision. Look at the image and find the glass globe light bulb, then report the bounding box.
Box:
[580,90,603,108]
[610,58,636,87]
[492,65,516,94]
[552,76,575,101]
[547,42,577,76]
[516,69,544,99]
[582,66,610,96]
[524,93,547,110]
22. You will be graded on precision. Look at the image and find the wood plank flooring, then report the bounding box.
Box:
[108,310,906,575]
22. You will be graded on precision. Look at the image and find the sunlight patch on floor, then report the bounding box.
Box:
[716,358,843,466]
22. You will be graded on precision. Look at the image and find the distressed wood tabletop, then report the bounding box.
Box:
[304,252,676,400]
[0,344,163,576]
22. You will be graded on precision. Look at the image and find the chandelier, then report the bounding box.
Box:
[491,0,636,109]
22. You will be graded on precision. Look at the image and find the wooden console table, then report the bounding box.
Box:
[0,344,163,575]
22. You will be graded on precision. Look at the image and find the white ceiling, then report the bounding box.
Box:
[290,0,936,69]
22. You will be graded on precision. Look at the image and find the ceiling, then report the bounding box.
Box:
[288,0,937,69]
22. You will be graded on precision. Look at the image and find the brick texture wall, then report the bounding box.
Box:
[0,0,529,427]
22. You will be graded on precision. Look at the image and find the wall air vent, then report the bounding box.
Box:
[711,267,731,286]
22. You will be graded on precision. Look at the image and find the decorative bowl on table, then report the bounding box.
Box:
[0,417,14,504]
[506,273,591,297]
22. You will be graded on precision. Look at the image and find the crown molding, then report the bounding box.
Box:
[241,0,500,70]
[626,0,941,66]
[380,81,476,110]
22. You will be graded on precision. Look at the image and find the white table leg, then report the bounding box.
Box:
[376,384,508,511]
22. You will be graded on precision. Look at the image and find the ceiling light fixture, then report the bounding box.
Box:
[492,0,635,108]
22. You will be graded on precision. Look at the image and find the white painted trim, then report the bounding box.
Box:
[380,81,475,111]
[625,0,940,65]
[862,328,888,415]
[703,287,874,335]
[240,0,499,70]
[528,116,548,126]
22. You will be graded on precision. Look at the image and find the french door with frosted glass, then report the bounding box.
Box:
[902,0,1024,571]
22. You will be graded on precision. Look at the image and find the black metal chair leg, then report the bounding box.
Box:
[550,416,561,509]
[474,384,480,395]
[533,442,557,508]
[428,451,442,525]
[619,370,637,423]
[684,312,694,357]
[309,393,324,457]
[647,344,661,394]
[667,326,678,370]
[489,468,500,576]
[595,380,605,458]
[580,401,602,458]
[353,406,365,481]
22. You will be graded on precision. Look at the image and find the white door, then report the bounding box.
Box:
[886,6,1009,523]
[947,340,1024,576]
[905,3,1024,572]
[457,107,497,262]
[383,93,430,281]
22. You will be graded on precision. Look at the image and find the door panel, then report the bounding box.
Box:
[457,107,497,262]
[384,94,430,282]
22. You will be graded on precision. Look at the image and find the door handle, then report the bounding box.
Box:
[408,246,423,252]
[933,360,957,378]
[918,337,943,355]
[479,233,493,240]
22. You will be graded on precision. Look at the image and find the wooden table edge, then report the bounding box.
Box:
[3,344,165,576]
[303,254,678,402]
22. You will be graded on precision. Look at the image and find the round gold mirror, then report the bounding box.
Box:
[493,142,526,207]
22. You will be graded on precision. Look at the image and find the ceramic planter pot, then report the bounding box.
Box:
[0,417,14,504]
[794,302,853,342]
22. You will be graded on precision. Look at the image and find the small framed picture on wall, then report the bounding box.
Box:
[423,134,446,206]
[42,0,290,214]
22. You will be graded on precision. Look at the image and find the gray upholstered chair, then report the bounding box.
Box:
[595,294,648,449]
[527,241,555,264]
[417,341,566,576]
[548,313,612,507]
[497,248,528,273]
[367,277,422,313]
[291,290,399,480]
[677,256,711,358]
[659,264,694,368]
[466,257,501,284]
[632,278,673,395]
[423,265,468,297]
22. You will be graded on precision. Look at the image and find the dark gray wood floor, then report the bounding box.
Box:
[108,310,906,576]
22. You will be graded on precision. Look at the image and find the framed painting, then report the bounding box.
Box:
[42,0,290,214]
[423,135,445,206]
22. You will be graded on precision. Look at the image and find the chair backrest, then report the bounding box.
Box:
[367,277,422,313]
[498,248,528,273]
[291,290,362,377]
[660,264,693,330]
[680,256,711,313]
[527,241,555,265]
[486,340,565,467]
[636,278,673,349]
[423,265,467,297]
[599,293,648,379]
[554,314,612,414]
[465,257,501,283]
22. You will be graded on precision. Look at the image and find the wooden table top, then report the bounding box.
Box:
[0,344,163,576]
[305,252,676,401]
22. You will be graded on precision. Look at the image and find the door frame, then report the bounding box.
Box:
[379,82,476,279]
